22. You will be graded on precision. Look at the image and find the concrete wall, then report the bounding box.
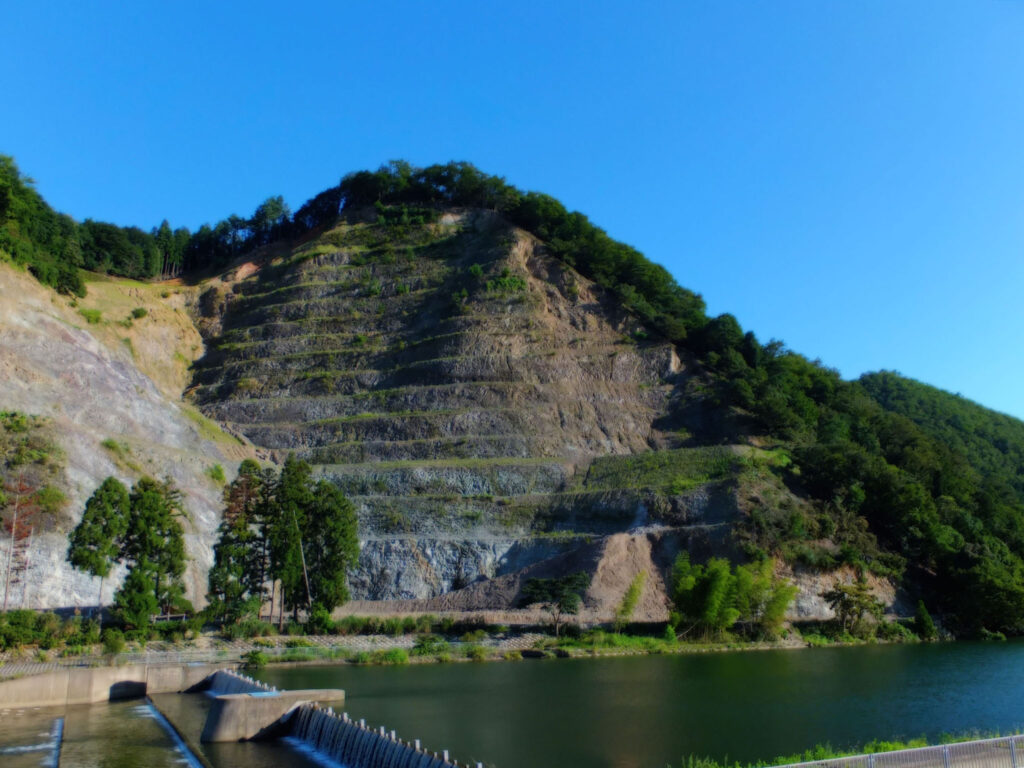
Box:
[0,663,232,708]
[199,690,345,742]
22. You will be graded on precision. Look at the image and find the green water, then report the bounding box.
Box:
[2,642,1022,768]
[254,641,1024,768]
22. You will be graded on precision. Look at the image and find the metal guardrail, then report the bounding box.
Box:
[770,735,1024,768]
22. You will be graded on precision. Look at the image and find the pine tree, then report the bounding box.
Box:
[66,476,129,623]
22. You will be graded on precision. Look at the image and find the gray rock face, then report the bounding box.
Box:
[0,265,232,609]
[190,213,692,601]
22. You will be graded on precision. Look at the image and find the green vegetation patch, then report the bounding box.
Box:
[582,446,736,492]
[1,411,69,530]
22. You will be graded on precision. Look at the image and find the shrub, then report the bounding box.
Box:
[876,620,917,642]
[460,629,486,643]
[242,650,268,669]
[306,605,335,635]
[205,464,226,484]
[224,619,276,639]
[503,650,522,661]
[980,628,1007,642]
[412,634,449,656]
[371,648,408,665]
[131,307,148,319]
[79,308,102,324]
[914,600,938,641]
[382,618,404,636]
[350,651,371,664]
[464,644,488,662]
[335,615,368,635]
[285,637,314,648]
[102,628,125,655]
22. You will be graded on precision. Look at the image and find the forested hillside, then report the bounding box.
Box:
[4,154,1024,634]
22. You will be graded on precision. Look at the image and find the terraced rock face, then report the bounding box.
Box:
[191,209,720,601]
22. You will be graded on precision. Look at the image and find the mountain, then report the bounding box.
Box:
[3,156,1024,633]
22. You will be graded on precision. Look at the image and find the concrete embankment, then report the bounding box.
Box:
[0,662,231,708]
[196,669,344,742]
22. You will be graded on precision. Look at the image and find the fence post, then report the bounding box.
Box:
[1011,739,1018,768]
[943,745,952,768]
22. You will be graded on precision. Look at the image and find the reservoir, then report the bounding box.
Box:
[254,641,1024,768]
[3,641,1024,768]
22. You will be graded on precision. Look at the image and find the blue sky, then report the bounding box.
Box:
[4,2,1024,418]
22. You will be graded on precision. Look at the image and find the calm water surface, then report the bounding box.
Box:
[254,641,1024,768]
[1,642,1022,768]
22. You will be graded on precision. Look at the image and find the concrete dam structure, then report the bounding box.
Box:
[176,668,475,767]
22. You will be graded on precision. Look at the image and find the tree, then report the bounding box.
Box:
[67,477,129,624]
[914,599,938,641]
[207,458,361,629]
[821,576,884,636]
[520,572,591,637]
[206,460,269,623]
[671,554,797,640]
[268,455,314,625]
[117,477,188,620]
[114,564,159,628]
[305,480,359,613]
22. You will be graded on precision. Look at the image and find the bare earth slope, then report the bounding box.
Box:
[0,262,240,608]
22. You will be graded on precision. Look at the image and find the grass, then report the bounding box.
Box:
[78,308,102,324]
[675,729,1024,768]
[581,446,737,492]
[182,405,244,446]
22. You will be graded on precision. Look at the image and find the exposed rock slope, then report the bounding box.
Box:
[191,210,760,605]
[0,263,242,608]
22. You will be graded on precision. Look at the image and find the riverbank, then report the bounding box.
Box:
[1,623,936,681]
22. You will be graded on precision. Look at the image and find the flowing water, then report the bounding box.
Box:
[2,642,1024,768]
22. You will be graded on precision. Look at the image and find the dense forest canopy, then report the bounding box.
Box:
[4,154,1024,633]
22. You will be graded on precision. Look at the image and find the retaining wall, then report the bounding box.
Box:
[0,663,231,708]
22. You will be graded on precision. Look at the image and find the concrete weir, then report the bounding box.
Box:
[195,669,345,742]
[185,669,475,767]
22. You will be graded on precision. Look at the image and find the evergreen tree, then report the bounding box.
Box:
[520,572,591,637]
[114,563,159,629]
[66,476,129,622]
[914,599,938,641]
[268,455,314,623]
[206,460,267,622]
[305,480,359,612]
[118,477,188,618]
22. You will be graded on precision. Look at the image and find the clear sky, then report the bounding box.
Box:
[4,2,1024,418]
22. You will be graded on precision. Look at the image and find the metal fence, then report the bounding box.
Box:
[771,736,1024,768]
